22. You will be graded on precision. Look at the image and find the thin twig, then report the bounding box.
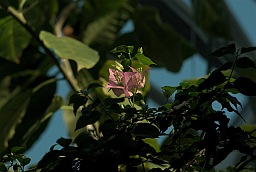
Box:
[54,1,80,92]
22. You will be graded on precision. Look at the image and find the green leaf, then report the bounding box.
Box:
[197,70,227,91]
[240,47,256,54]
[236,57,256,69]
[133,7,195,72]
[11,147,24,154]
[135,53,156,65]
[83,0,127,24]
[111,45,134,54]
[87,83,102,90]
[161,86,177,99]
[0,16,31,63]
[234,77,256,96]
[210,44,236,57]
[75,111,101,130]
[73,132,97,148]
[23,0,58,29]
[39,31,99,70]
[223,93,242,109]
[192,0,231,39]
[69,90,89,115]
[103,97,125,106]
[14,155,31,166]
[218,62,233,71]
[0,90,32,155]
[37,150,60,169]
[100,119,117,137]
[0,162,7,171]
[143,138,160,153]
[7,79,60,152]
[56,137,72,148]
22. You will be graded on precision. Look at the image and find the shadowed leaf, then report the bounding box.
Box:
[210,44,236,57]
[133,123,160,138]
[57,137,72,148]
[69,90,89,115]
[198,70,226,91]
[240,47,256,54]
[0,90,32,154]
[236,57,256,69]
[75,111,101,130]
[161,86,177,99]
[234,77,256,96]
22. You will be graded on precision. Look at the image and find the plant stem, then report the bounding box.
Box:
[0,1,80,92]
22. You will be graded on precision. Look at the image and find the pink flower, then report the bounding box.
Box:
[106,67,150,98]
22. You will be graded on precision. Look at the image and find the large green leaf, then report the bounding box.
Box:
[132,7,195,72]
[82,0,127,24]
[23,0,58,30]
[0,90,32,155]
[6,79,62,152]
[82,0,131,47]
[0,16,31,63]
[192,0,231,39]
[39,31,100,70]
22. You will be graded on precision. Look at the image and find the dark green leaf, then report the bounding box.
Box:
[234,109,246,123]
[197,70,227,91]
[103,97,124,106]
[87,83,102,90]
[234,77,256,96]
[14,154,31,166]
[192,0,231,39]
[0,90,32,154]
[75,111,101,130]
[110,45,133,54]
[50,144,58,151]
[133,7,195,72]
[69,91,89,115]
[73,132,97,148]
[37,150,60,169]
[223,93,242,109]
[240,47,256,54]
[100,119,117,137]
[83,0,127,24]
[135,53,156,65]
[23,0,58,29]
[133,123,160,138]
[236,57,256,69]
[7,79,59,152]
[218,62,233,71]
[56,137,72,148]
[210,44,236,57]
[161,86,177,99]
[0,162,7,171]
[0,16,31,63]
[11,147,24,154]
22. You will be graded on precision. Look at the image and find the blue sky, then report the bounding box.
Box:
[25,0,256,167]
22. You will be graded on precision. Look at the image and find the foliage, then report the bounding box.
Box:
[0,0,197,156]
[1,0,256,172]
[1,44,254,171]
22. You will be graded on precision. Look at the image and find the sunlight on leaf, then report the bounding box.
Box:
[39,31,99,70]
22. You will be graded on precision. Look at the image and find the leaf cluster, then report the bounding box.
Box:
[0,147,31,172]
[34,44,256,171]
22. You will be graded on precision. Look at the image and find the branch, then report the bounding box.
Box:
[54,1,80,92]
[0,1,80,92]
